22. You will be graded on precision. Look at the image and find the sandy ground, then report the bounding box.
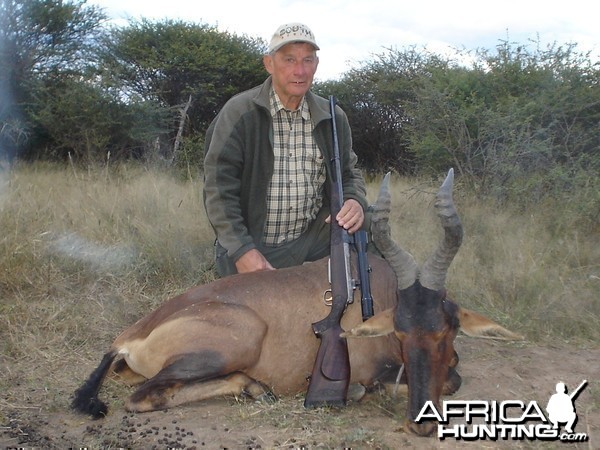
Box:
[1,339,598,449]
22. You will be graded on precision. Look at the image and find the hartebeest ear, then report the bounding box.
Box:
[458,307,524,340]
[341,308,395,338]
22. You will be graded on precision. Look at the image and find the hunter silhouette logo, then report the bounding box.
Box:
[415,379,590,442]
[546,380,587,434]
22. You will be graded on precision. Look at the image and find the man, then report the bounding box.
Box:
[204,22,368,277]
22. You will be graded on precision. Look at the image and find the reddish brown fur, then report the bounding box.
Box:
[108,255,401,397]
[73,241,520,432]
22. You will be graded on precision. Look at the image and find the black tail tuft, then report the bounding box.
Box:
[71,350,117,418]
[71,390,108,419]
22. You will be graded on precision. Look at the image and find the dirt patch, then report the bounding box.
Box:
[1,339,598,449]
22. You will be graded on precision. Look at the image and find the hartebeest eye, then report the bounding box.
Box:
[442,299,460,331]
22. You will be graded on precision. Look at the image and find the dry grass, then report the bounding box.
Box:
[0,163,216,424]
[0,162,598,441]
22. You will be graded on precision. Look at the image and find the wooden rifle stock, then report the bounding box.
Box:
[304,96,352,408]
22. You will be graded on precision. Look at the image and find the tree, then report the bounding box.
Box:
[407,39,600,201]
[100,19,267,156]
[29,77,171,162]
[0,0,106,160]
[315,47,447,174]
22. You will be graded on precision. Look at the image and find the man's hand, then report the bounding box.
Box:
[235,249,275,274]
[326,198,364,234]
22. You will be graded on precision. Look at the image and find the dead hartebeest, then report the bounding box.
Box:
[72,169,522,436]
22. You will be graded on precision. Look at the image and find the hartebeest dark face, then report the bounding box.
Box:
[394,283,461,436]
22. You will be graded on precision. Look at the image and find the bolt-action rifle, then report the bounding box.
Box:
[304,96,353,408]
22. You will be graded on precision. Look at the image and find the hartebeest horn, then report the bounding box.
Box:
[419,168,463,290]
[371,172,418,290]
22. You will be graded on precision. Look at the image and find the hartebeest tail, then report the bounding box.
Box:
[72,350,117,418]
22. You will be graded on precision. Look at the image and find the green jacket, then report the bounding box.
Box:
[203,77,368,262]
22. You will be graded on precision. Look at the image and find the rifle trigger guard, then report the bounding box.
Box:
[323,289,333,306]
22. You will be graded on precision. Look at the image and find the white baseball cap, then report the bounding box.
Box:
[268,23,320,53]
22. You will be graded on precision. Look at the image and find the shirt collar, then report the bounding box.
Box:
[269,87,310,121]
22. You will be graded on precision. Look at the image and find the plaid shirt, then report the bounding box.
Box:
[263,88,326,247]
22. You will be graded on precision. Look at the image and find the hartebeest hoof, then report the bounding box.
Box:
[347,383,367,402]
[246,385,278,404]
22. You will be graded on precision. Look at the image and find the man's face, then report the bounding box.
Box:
[263,42,319,109]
